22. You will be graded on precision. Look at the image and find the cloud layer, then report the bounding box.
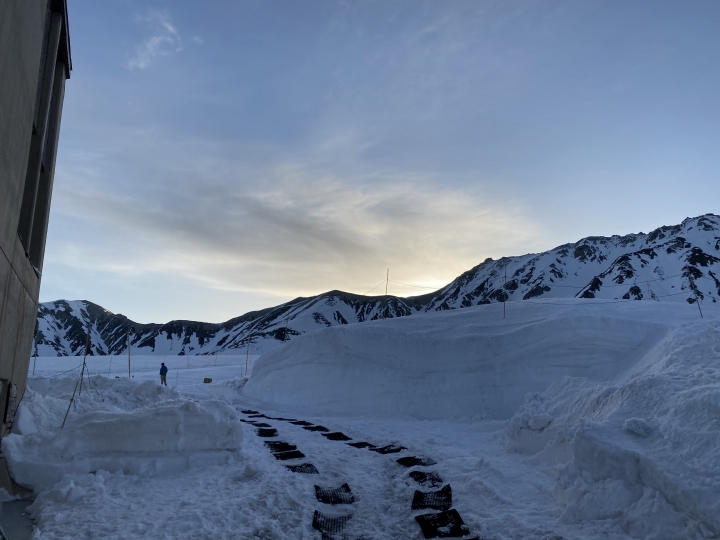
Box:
[50,125,544,306]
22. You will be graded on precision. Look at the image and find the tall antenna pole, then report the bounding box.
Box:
[385,268,389,296]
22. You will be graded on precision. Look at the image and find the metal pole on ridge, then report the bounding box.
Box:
[385,268,389,296]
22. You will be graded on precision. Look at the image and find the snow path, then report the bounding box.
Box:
[26,393,634,539]
[231,402,633,540]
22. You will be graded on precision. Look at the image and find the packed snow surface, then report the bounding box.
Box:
[6,299,720,539]
[245,300,670,419]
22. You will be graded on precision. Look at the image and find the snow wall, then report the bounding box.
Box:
[244,301,672,420]
[3,377,245,492]
[244,300,720,536]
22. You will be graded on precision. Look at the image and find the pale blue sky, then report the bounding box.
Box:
[43,0,720,322]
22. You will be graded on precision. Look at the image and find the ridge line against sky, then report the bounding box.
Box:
[42,0,720,323]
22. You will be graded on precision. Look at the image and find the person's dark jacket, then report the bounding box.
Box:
[160,365,168,376]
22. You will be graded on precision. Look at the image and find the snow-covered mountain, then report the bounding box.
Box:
[36,213,720,356]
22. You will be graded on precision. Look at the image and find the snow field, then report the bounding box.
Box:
[243,300,720,538]
[29,354,260,381]
[245,300,689,420]
[8,299,720,538]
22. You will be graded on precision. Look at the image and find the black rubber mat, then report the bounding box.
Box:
[303,425,329,432]
[249,422,272,428]
[241,410,259,414]
[370,444,406,454]
[323,432,352,441]
[414,509,469,539]
[273,450,306,461]
[347,442,376,449]
[264,441,297,453]
[320,535,373,540]
[286,463,319,474]
[320,533,374,540]
[315,483,355,505]
[256,428,278,437]
[409,471,444,488]
[312,511,353,534]
[290,420,313,426]
[412,484,452,511]
[397,456,437,467]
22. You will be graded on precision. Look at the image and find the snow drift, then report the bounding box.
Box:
[242,299,720,537]
[506,318,720,538]
[3,377,244,492]
[243,301,681,420]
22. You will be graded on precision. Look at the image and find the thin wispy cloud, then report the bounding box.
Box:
[127,9,182,70]
[50,126,543,302]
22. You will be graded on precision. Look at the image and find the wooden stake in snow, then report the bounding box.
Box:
[63,322,91,428]
[61,379,80,429]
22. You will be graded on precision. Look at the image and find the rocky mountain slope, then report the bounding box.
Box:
[36,214,720,356]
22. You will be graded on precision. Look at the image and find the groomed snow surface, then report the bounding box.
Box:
[5,299,720,539]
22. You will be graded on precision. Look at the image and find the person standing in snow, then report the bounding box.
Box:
[159,363,168,386]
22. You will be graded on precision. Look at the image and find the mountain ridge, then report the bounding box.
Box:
[36,213,720,356]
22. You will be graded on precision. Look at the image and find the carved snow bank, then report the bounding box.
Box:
[3,377,244,491]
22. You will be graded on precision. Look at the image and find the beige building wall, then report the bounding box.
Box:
[0,0,71,437]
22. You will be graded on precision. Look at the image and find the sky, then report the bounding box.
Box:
[42,0,720,323]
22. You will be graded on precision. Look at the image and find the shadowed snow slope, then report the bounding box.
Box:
[243,300,713,420]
